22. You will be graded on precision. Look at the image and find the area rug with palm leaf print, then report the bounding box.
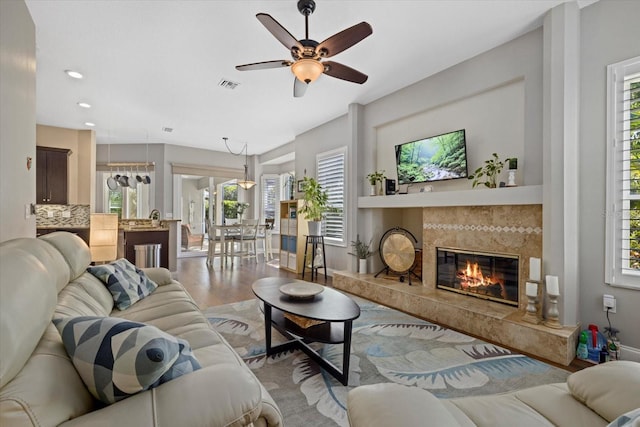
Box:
[204,296,569,427]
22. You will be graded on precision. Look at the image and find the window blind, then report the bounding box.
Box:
[261,174,279,232]
[606,56,640,289]
[317,149,346,244]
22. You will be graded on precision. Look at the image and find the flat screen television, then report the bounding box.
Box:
[395,129,468,185]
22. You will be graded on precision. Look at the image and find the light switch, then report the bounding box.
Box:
[25,204,31,218]
[47,211,54,218]
[62,211,71,218]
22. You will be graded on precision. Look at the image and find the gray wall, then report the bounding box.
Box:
[295,115,350,271]
[0,0,36,242]
[579,0,640,350]
[293,29,545,275]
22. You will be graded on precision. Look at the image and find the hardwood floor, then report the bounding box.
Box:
[175,255,333,309]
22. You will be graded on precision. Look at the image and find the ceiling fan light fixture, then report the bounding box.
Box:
[291,59,324,83]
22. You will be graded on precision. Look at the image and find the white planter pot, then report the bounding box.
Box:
[308,221,322,236]
[359,258,368,274]
[369,185,377,196]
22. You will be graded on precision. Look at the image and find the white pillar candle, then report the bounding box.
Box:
[526,281,538,297]
[546,275,560,296]
[529,257,541,281]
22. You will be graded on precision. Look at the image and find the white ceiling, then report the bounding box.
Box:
[25,0,594,157]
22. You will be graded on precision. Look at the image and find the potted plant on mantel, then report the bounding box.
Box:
[298,176,337,236]
[349,235,375,274]
[468,153,514,188]
[367,170,386,196]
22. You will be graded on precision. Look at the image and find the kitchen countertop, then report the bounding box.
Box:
[120,227,170,232]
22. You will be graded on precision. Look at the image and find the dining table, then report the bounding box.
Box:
[208,222,269,267]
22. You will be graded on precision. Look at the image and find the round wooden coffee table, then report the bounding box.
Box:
[252,277,360,385]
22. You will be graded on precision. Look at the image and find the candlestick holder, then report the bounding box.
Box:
[523,280,541,324]
[544,293,562,329]
[523,294,540,324]
[537,283,545,321]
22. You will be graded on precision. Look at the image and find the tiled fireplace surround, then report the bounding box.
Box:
[334,204,580,365]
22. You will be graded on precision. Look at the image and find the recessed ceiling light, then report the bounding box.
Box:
[65,70,83,79]
[77,102,91,108]
[84,122,95,127]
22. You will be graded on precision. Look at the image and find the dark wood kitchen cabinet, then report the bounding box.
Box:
[36,146,69,204]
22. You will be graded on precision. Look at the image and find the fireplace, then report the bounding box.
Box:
[436,248,519,306]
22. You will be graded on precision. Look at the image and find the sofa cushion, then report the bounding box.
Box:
[88,259,158,310]
[347,383,462,427]
[607,408,640,427]
[54,316,201,404]
[0,238,65,388]
[567,361,640,422]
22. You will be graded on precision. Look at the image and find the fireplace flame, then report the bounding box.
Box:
[458,261,505,295]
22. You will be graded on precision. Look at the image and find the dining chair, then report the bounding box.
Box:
[206,221,226,267]
[234,219,259,264]
[257,218,275,261]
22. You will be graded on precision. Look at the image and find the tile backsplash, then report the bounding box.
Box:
[36,204,90,227]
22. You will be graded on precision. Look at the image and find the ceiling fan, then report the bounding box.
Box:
[235,0,372,97]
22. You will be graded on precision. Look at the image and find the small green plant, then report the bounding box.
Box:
[297,177,338,221]
[468,153,513,188]
[236,202,249,216]
[367,170,386,185]
[348,235,375,259]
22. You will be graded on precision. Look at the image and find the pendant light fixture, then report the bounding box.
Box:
[223,137,256,190]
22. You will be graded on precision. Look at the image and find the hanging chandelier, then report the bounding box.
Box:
[223,137,256,190]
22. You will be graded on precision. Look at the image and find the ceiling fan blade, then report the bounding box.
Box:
[236,60,292,71]
[317,22,372,58]
[256,13,303,52]
[323,61,368,84]
[293,77,308,98]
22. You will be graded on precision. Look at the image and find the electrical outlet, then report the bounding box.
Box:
[62,211,71,218]
[603,294,617,313]
[47,211,54,218]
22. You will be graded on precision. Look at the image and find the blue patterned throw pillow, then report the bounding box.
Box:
[88,258,158,310]
[54,316,201,404]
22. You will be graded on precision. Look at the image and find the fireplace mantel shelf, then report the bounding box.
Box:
[358,185,542,209]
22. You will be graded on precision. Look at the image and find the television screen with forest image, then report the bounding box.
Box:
[395,129,468,185]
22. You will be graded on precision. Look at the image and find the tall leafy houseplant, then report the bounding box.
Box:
[298,177,333,236]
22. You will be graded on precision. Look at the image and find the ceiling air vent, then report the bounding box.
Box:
[162,127,173,133]
[218,79,240,90]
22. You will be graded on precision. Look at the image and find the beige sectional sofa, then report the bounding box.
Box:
[348,360,640,427]
[0,231,283,426]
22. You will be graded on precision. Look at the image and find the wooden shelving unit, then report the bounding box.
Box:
[279,200,307,273]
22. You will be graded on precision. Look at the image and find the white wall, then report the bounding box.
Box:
[579,0,640,350]
[0,0,36,242]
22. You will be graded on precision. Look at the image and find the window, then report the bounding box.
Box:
[222,183,239,223]
[102,172,152,219]
[261,174,280,232]
[317,148,346,245]
[606,56,640,289]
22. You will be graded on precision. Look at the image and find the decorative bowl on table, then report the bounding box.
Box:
[279,282,324,300]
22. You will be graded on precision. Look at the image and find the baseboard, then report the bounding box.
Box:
[620,344,640,362]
